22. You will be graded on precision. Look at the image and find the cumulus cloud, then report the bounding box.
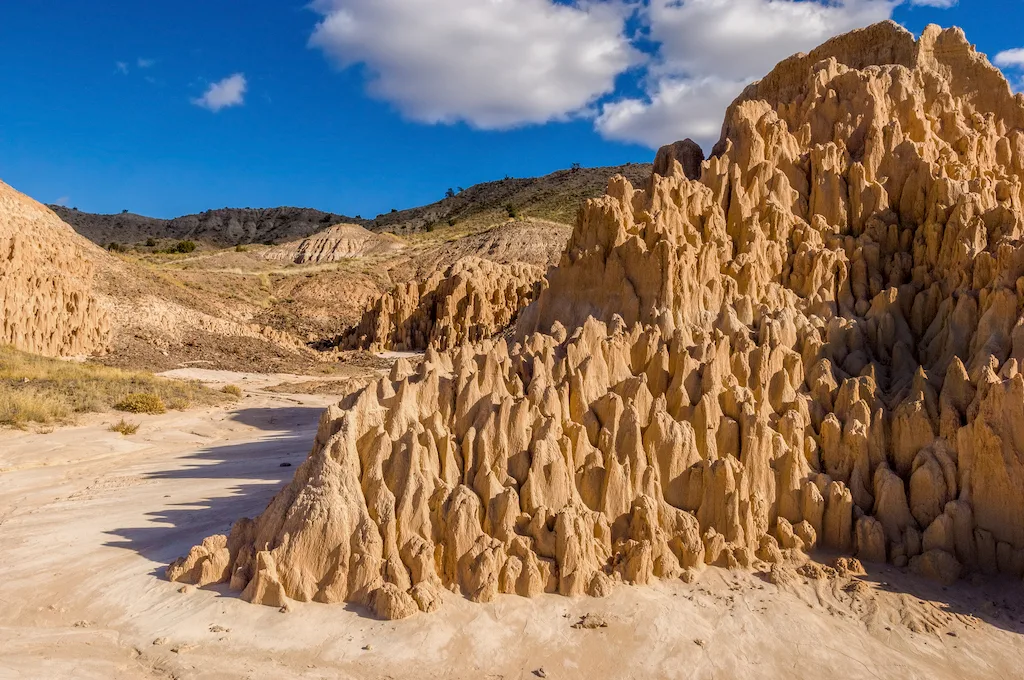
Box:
[306,0,958,148]
[995,49,1024,93]
[192,73,247,112]
[995,48,1024,69]
[596,0,897,148]
[598,77,744,148]
[308,0,642,128]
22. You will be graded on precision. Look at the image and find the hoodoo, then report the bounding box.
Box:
[170,22,1024,617]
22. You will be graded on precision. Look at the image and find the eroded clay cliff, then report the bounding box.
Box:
[170,22,1024,617]
[0,182,111,357]
[262,223,405,265]
[343,256,545,352]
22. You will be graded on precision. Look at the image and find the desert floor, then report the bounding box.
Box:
[2,371,1024,680]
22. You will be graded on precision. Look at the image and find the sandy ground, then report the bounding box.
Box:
[3,372,1024,679]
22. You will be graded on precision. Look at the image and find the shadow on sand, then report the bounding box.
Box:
[104,405,322,573]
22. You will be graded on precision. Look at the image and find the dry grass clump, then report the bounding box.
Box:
[114,393,166,414]
[0,345,224,427]
[221,384,243,398]
[109,419,140,435]
[0,390,70,427]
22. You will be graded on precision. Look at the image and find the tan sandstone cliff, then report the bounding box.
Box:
[169,22,1024,618]
[0,181,111,357]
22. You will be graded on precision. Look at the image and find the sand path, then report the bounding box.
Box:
[2,372,1024,679]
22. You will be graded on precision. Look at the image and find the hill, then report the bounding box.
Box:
[371,163,652,235]
[51,205,371,248]
[261,223,405,265]
[53,163,652,248]
[0,181,111,357]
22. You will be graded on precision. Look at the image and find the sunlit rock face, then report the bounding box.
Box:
[170,22,1024,615]
[0,181,111,357]
[344,256,545,352]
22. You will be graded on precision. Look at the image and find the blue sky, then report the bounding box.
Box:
[0,1,1020,219]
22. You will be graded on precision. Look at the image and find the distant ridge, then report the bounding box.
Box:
[52,162,653,248]
[51,205,371,248]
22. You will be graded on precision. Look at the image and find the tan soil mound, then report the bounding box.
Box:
[416,218,572,273]
[0,181,111,357]
[171,22,1024,617]
[262,223,405,265]
[343,256,544,352]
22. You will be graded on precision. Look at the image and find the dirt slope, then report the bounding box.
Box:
[0,181,111,357]
[261,223,405,264]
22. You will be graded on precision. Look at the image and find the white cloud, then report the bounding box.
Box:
[308,0,642,129]
[54,196,70,207]
[598,77,744,148]
[995,48,1024,69]
[192,73,247,112]
[115,61,129,75]
[596,0,897,148]
[995,49,1024,93]
[305,0,959,148]
[137,58,155,68]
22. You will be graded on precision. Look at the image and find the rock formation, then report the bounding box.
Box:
[343,256,544,351]
[0,181,111,357]
[262,223,405,265]
[170,22,1024,617]
[653,139,705,180]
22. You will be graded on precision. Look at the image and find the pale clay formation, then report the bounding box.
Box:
[0,182,111,357]
[344,256,545,352]
[261,223,405,265]
[169,22,1024,616]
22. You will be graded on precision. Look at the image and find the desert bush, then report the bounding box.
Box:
[115,393,167,414]
[505,203,518,219]
[173,240,197,254]
[221,384,243,398]
[109,419,140,435]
